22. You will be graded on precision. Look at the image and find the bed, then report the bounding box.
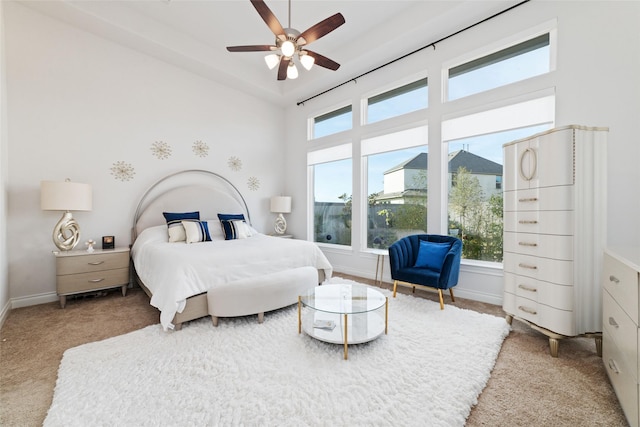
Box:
[130,170,332,331]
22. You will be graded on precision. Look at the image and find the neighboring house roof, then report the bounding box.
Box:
[448,150,502,175]
[384,151,502,175]
[385,153,428,174]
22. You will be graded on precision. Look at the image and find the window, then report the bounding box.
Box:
[446,123,551,262]
[447,33,551,100]
[363,126,428,249]
[309,145,353,246]
[313,106,352,139]
[366,78,428,124]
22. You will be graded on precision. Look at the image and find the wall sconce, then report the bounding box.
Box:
[41,179,92,251]
[270,196,291,235]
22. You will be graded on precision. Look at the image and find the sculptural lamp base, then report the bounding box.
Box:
[53,211,81,251]
[274,213,287,235]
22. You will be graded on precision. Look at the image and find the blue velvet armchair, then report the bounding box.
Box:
[388,234,462,309]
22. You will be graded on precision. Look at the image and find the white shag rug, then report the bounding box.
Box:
[44,279,510,427]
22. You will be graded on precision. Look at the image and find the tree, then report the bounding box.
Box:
[449,167,484,242]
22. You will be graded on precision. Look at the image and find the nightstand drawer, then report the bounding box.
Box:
[56,251,129,275]
[56,267,129,295]
[603,328,639,427]
[603,253,639,322]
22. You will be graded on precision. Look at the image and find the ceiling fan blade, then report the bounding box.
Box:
[297,13,345,45]
[250,0,286,41]
[226,45,276,52]
[304,50,340,71]
[277,57,290,81]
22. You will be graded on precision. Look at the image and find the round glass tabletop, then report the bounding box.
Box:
[300,283,387,315]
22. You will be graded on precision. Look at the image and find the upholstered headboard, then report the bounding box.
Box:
[132,170,250,240]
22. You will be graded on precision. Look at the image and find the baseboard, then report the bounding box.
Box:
[10,292,58,309]
[331,264,504,307]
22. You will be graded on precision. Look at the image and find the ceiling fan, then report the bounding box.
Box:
[226,0,345,81]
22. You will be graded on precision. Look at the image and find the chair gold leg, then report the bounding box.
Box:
[438,290,444,310]
[393,280,398,298]
[449,288,455,302]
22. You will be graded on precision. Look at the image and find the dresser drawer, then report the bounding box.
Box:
[603,289,638,380]
[56,267,129,295]
[603,328,639,427]
[504,186,574,212]
[504,272,573,310]
[503,253,573,285]
[504,232,573,261]
[504,210,574,235]
[56,251,129,275]
[603,252,639,322]
[509,296,575,336]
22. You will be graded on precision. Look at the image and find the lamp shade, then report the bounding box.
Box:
[41,180,92,211]
[270,196,291,214]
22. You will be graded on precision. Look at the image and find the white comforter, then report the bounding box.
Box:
[131,226,333,330]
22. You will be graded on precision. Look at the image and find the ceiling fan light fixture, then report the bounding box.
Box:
[281,40,296,57]
[287,62,299,79]
[300,54,315,71]
[264,53,280,70]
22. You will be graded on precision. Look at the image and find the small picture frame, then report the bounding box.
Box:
[102,236,115,250]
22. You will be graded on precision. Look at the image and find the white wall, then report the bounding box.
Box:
[4,3,286,306]
[284,1,640,304]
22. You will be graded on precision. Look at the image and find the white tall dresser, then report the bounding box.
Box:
[502,125,608,357]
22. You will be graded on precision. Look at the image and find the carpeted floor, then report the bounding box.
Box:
[0,273,630,426]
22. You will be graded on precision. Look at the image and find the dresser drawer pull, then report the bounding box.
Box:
[518,263,538,270]
[608,317,619,328]
[518,242,538,247]
[88,278,105,283]
[88,261,105,266]
[608,359,619,374]
[608,275,620,284]
[518,197,539,203]
[518,284,537,293]
[518,306,537,315]
[518,220,538,224]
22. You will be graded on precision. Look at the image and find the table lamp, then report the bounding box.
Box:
[41,179,92,251]
[270,196,291,235]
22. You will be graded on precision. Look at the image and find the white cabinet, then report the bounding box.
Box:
[602,247,640,427]
[503,125,608,357]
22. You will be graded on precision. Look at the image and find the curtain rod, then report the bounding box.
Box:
[296,0,530,106]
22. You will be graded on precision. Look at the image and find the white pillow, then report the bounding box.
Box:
[231,220,252,239]
[182,220,212,244]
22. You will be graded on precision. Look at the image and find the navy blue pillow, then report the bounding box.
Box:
[414,241,451,271]
[217,214,246,240]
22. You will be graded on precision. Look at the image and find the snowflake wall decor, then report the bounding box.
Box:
[151,140,172,160]
[192,140,209,158]
[110,161,135,182]
[247,176,260,191]
[228,156,242,171]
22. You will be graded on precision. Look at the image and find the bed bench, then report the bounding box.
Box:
[207,266,318,326]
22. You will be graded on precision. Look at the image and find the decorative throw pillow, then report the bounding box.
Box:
[182,220,212,244]
[220,219,252,240]
[163,211,200,242]
[414,241,452,271]
[217,213,246,240]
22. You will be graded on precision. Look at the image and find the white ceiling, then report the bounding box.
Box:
[19,0,521,106]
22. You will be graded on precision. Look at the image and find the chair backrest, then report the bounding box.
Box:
[388,234,462,285]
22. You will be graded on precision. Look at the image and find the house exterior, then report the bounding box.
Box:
[378,151,502,204]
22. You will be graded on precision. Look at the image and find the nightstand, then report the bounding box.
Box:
[269,234,293,239]
[54,247,130,308]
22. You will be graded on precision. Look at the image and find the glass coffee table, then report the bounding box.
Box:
[298,283,388,360]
